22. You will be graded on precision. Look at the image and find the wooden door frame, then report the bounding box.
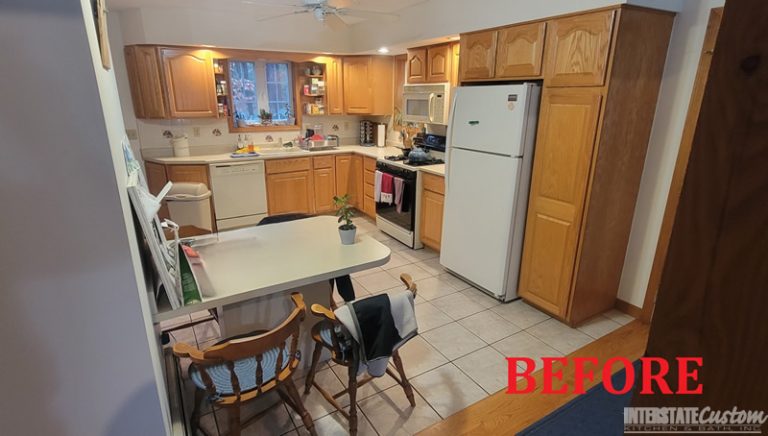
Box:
[637,0,768,412]
[639,6,724,323]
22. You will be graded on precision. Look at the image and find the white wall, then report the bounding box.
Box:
[108,11,142,163]
[0,0,168,434]
[617,0,724,307]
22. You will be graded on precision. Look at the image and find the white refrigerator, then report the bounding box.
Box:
[440,83,541,301]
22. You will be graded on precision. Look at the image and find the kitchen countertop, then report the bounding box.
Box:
[153,216,390,322]
[144,145,446,176]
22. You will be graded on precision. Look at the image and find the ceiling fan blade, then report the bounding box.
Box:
[241,1,305,8]
[325,11,348,31]
[336,8,399,21]
[327,0,357,9]
[254,9,309,22]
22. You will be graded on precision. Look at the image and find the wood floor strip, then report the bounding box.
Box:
[418,320,649,436]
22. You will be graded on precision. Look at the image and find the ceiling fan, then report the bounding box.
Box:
[249,0,400,30]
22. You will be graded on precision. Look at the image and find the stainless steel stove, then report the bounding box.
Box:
[384,154,445,167]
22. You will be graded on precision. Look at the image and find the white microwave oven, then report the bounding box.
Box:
[402,83,451,125]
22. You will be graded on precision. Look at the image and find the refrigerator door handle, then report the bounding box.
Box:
[427,93,436,123]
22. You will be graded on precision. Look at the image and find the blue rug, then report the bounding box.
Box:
[518,361,639,436]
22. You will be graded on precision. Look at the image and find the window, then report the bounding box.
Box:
[266,63,292,122]
[228,60,294,128]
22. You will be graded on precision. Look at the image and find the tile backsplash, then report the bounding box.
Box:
[136,115,379,158]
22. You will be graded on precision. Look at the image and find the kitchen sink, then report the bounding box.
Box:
[304,146,339,152]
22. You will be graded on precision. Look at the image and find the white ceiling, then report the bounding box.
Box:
[108,0,426,23]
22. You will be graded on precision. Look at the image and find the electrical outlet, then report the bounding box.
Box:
[192,127,200,137]
[125,129,138,140]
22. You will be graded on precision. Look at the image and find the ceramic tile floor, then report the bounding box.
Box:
[164,216,628,435]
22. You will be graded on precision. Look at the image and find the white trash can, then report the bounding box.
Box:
[166,182,212,231]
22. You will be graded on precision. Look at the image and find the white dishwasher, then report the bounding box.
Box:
[209,161,268,230]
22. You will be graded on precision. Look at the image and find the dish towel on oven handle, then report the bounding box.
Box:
[393,177,405,213]
[380,172,394,205]
[334,291,418,377]
[374,170,383,202]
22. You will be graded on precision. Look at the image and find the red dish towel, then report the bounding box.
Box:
[380,173,394,205]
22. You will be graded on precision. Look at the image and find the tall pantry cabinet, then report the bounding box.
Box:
[514,7,675,325]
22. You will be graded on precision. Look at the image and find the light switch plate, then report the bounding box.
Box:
[125,129,138,140]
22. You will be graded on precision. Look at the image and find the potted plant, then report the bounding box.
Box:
[259,108,273,125]
[333,194,356,245]
[283,105,296,126]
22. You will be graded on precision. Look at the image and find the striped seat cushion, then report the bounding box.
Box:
[189,347,291,395]
[319,326,353,362]
[319,327,334,346]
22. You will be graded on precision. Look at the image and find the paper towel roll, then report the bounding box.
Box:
[376,124,386,147]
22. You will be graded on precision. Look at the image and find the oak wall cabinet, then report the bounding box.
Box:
[125,45,218,119]
[406,43,459,85]
[124,46,167,119]
[342,56,394,115]
[160,48,218,118]
[426,44,453,83]
[543,11,614,87]
[516,6,675,325]
[459,30,498,80]
[325,57,345,115]
[495,22,547,78]
[406,47,427,83]
[459,21,547,81]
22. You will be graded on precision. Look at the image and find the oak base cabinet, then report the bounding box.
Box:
[144,162,216,235]
[518,88,603,317]
[266,171,313,215]
[362,157,377,218]
[335,154,362,209]
[420,173,445,251]
[265,158,313,215]
[313,156,336,213]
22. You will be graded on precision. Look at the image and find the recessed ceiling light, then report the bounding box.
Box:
[201,44,217,48]
[377,47,390,54]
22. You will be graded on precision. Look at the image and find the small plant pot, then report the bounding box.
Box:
[339,226,356,245]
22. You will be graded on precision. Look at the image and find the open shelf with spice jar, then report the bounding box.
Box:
[298,62,326,116]
[213,58,230,119]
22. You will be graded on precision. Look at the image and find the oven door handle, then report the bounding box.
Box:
[427,93,436,123]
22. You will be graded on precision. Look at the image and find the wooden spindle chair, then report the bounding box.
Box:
[304,273,419,436]
[173,293,316,436]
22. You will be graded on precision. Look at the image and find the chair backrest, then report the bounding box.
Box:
[257,213,314,226]
[311,273,417,360]
[174,293,306,398]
